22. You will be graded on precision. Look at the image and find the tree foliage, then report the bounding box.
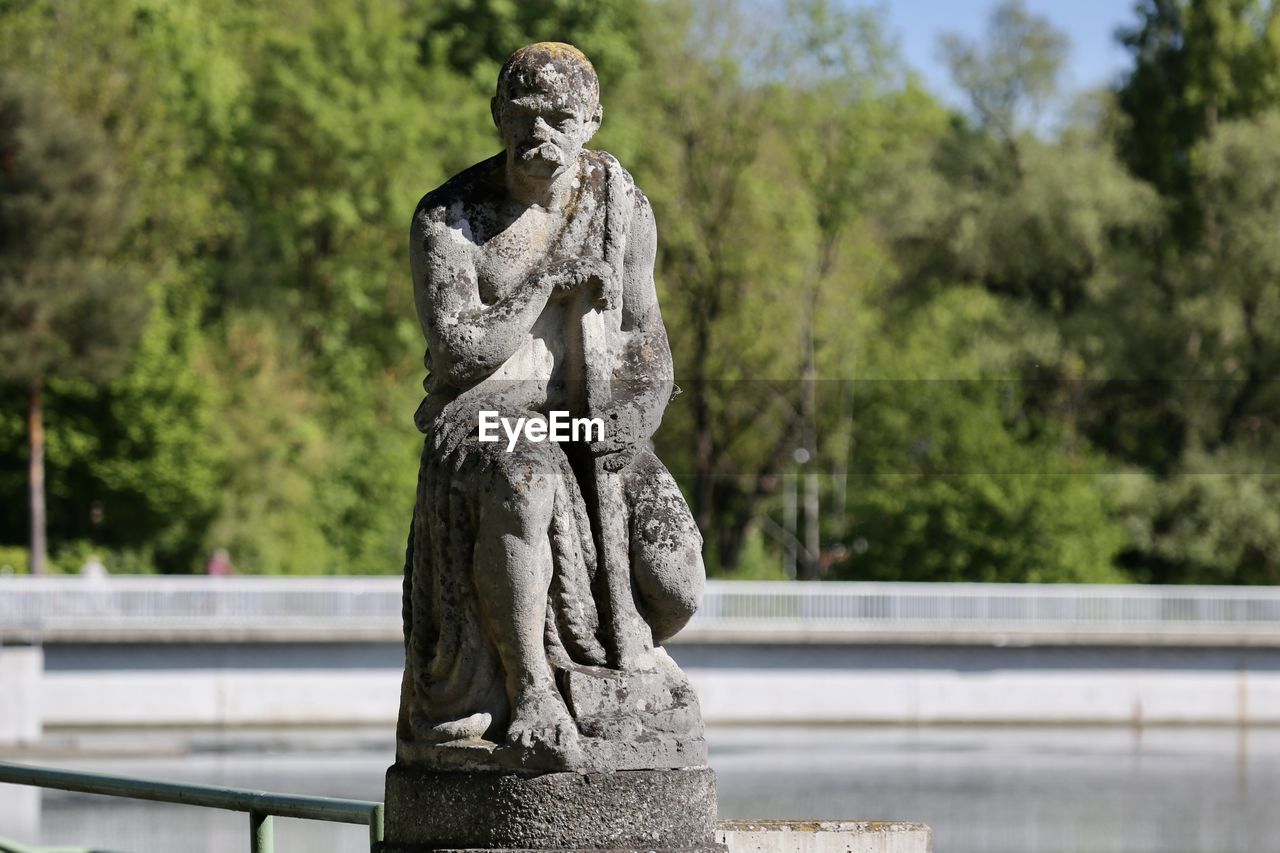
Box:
[0,0,1277,584]
[939,0,1070,142]
[0,72,145,388]
[1116,0,1280,231]
[0,70,149,573]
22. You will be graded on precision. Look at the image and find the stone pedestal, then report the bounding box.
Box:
[381,765,722,852]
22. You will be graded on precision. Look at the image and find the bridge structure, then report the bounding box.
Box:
[3,577,1280,738]
[7,575,1280,644]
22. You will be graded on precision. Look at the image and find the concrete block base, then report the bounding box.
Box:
[0,644,42,745]
[718,821,932,853]
[0,783,40,840]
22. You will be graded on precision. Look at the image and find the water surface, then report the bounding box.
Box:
[2,725,1274,853]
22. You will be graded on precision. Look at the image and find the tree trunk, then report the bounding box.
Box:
[830,381,854,533]
[803,461,820,578]
[782,470,797,579]
[797,280,822,580]
[716,400,808,571]
[28,377,47,576]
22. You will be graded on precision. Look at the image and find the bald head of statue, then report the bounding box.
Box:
[492,43,603,183]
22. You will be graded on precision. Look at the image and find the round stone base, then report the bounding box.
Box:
[382,764,722,851]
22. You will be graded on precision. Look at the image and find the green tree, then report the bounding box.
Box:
[843,288,1129,584]
[1099,111,1280,584]
[1116,0,1280,230]
[0,0,249,572]
[618,0,792,572]
[939,0,1070,147]
[417,0,648,91]
[765,0,943,579]
[200,316,335,573]
[0,72,147,574]
[221,1,467,571]
[620,1,941,576]
[843,0,1155,584]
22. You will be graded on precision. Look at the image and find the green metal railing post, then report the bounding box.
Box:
[250,811,274,853]
[369,802,385,848]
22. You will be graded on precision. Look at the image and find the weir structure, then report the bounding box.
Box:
[5,578,1280,734]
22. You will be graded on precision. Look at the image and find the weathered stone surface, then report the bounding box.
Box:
[396,648,708,773]
[382,766,721,851]
[717,822,932,853]
[394,39,709,777]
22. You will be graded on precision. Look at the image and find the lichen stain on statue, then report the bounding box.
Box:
[397,42,709,774]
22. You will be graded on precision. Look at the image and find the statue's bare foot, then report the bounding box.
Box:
[422,712,492,744]
[506,686,583,769]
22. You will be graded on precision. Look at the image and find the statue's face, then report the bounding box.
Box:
[494,81,600,183]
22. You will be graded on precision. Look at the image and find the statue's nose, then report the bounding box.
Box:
[532,116,554,138]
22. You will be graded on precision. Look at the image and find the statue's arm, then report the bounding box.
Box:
[411,208,554,387]
[612,191,674,446]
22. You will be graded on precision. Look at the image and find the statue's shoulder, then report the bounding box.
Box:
[583,148,652,223]
[411,153,504,238]
[583,149,637,191]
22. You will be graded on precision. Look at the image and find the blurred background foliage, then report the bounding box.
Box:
[1,0,1278,583]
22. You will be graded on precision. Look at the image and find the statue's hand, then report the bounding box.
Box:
[546,257,619,310]
[431,393,496,461]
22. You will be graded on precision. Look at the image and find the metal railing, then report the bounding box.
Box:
[0,762,383,853]
[0,576,398,640]
[2,576,1280,642]
[698,580,1280,636]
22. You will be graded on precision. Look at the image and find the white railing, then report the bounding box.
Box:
[696,580,1280,639]
[2,576,1280,642]
[0,575,400,639]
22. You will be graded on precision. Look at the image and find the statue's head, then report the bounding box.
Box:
[492,42,602,182]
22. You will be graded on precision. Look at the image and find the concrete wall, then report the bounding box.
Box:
[678,644,1280,726]
[0,644,42,743]
[29,641,1280,729]
[41,642,399,727]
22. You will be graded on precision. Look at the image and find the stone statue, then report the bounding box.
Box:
[394,42,710,780]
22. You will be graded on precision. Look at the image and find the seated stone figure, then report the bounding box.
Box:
[398,42,708,773]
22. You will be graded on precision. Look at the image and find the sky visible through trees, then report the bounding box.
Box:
[2,0,1279,585]
[882,0,1132,115]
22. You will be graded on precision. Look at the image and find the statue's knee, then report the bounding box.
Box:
[481,447,560,527]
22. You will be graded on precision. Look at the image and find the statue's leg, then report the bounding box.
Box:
[625,451,706,643]
[473,442,581,761]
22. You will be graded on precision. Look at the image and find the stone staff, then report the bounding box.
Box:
[579,154,654,672]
